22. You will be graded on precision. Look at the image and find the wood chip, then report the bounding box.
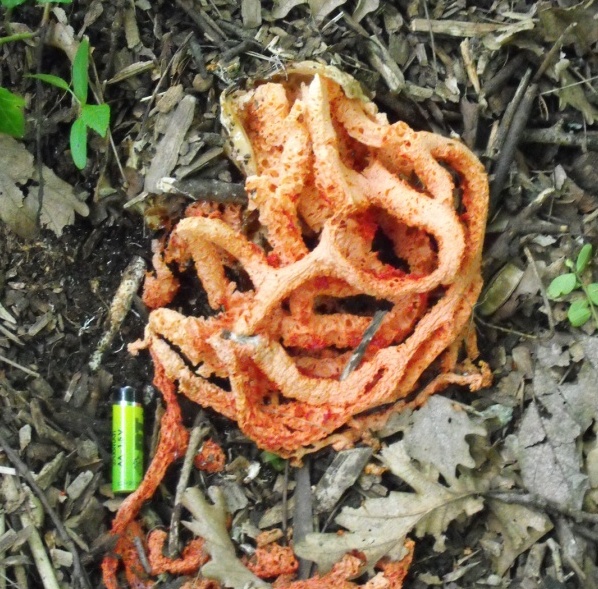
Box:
[313,447,373,513]
[144,95,196,192]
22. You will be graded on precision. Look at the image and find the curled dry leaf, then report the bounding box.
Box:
[0,136,89,238]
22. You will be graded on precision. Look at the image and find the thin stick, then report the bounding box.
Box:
[522,126,598,150]
[486,67,532,158]
[167,418,210,558]
[484,188,556,276]
[422,1,438,86]
[0,354,40,378]
[158,177,247,205]
[523,246,555,339]
[2,476,60,589]
[0,511,5,589]
[489,23,575,211]
[33,5,51,230]
[0,429,91,589]
[175,0,225,48]
[281,460,290,541]
[490,79,537,210]
[340,310,388,380]
[488,490,598,526]
[133,535,152,575]
[475,315,539,340]
[482,53,527,97]
[293,458,313,580]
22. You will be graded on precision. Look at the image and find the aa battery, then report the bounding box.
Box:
[111,386,144,493]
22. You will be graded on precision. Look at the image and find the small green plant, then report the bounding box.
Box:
[0,87,25,136]
[29,38,110,169]
[547,243,598,328]
[260,450,286,473]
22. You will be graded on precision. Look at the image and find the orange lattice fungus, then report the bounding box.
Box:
[194,439,226,473]
[107,63,478,588]
[134,62,490,459]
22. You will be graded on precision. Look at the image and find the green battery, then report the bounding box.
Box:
[112,386,144,493]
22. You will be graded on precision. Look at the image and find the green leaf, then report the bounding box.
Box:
[547,273,577,299]
[80,103,110,136]
[568,299,591,327]
[587,284,598,307]
[0,87,25,137]
[565,259,575,270]
[70,117,87,169]
[72,38,89,104]
[29,73,72,94]
[0,0,27,7]
[260,451,286,472]
[576,244,593,273]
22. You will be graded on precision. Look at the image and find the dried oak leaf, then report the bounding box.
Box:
[0,136,89,238]
[182,486,271,589]
[516,359,598,509]
[486,499,552,576]
[294,440,485,571]
[182,486,413,589]
[403,395,486,484]
[538,3,598,55]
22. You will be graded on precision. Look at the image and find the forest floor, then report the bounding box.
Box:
[1,1,598,588]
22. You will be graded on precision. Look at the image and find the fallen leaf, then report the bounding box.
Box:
[0,87,25,137]
[538,4,598,55]
[294,441,485,571]
[487,499,552,575]
[308,0,346,23]
[404,396,487,484]
[580,334,598,367]
[271,0,306,19]
[557,69,598,125]
[516,362,593,509]
[0,137,37,238]
[352,0,379,23]
[182,486,271,588]
[0,136,89,238]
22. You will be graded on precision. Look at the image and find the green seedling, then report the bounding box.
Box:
[0,0,72,45]
[547,243,598,328]
[30,38,110,169]
[260,450,286,473]
[0,87,25,136]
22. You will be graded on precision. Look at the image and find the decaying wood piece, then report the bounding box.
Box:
[88,256,146,372]
[143,95,196,193]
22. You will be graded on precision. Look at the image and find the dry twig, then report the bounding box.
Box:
[167,416,210,558]
[0,428,91,589]
[484,188,556,276]
[89,256,146,372]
